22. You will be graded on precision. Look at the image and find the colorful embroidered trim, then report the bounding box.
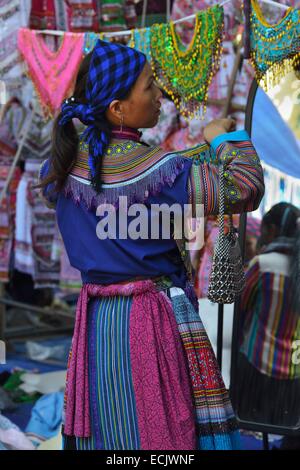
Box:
[128,27,152,62]
[83,32,105,55]
[187,140,264,216]
[18,28,84,117]
[64,138,189,209]
[62,135,217,210]
[249,0,300,90]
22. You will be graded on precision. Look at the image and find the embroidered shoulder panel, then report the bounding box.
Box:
[63,138,215,210]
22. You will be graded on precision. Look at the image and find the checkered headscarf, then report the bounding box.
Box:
[59,39,146,187]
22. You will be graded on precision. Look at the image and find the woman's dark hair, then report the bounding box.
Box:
[39,52,95,192]
[263,202,300,313]
[39,49,132,194]
[262,202,300,238]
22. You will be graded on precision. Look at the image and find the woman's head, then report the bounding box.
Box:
[40,51,94,193]
[260,202,300,314]
[260,202,300,247]
[70,52,162,131]
[105,61,162,129]
[42,40,161,194]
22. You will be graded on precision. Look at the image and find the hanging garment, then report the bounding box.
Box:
[150,6,224,119]
[83,32,105,55]
[205,40,254,131]
[18,28,84,117]
[0,0,28,83]
[15,167,35,277]
[160,41,249,152]
[59,240,82,293]
[170,0,240,45]
[0,99,26,154]
[206,40,254,130]
[0,162,21,282]
[249,0,300,90]
[52,223,82,294]
[40,127,264,449]
[0,100,24,282]
[54,0,71,30]
[98,0,137,32]
[13,103,57,283]
[29,0,100,32]
[0,31,20,79]
[29,0,102,32]
[21,108,54,162]
[249,0,300,33]
[15,161,60,287]
[123,0,137,29]
[68,0,99,32]
[0,171,16,283]
[29,0,58,30]
[28,164,60,287]
[128,27,152,61]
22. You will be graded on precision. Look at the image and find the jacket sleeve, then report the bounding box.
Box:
[187,130,265,216]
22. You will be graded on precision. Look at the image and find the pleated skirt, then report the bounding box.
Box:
[62,286,240,450]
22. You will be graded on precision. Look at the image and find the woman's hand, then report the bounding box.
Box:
[203,118,236,144]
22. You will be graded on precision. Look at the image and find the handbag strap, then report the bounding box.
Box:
[218,162,234,238]
[219,163,225,238]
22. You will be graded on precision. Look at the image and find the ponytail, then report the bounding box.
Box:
[39,51,111,193]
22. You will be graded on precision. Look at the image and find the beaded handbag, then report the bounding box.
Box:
[207,163,245,304]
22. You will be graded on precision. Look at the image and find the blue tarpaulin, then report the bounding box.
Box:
[251,87,300,179]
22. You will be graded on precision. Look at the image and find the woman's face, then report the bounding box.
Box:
[106,61,163,129]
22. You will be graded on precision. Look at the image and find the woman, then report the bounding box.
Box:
[39,40,264,450]
[235,203,300,430]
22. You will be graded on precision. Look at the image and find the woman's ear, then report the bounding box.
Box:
[108,100,123,120]
[105,99,124,126]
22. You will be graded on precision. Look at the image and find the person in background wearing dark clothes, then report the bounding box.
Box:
[235,203,300,448]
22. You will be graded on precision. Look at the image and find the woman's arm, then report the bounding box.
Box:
[188,127,265,216]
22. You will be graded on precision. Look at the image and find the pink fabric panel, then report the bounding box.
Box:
[130,290,196,450]
[64,280,196,449]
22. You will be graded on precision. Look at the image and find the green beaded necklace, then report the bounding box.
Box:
[150,5,224,119]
